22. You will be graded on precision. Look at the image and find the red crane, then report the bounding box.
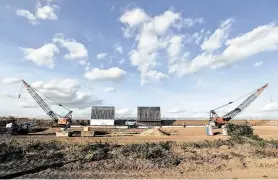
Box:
[209,83,268,127]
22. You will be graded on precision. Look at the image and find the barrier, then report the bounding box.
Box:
[205,125,213,136]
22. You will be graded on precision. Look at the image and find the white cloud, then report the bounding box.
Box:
[105,87,116,92]
[96,53,107,60]
[113,43,123,54]
[174,17,204,30]
[52,33,88,61]
[170,22,278,77]
[35,2,58,20]
[120,8,186,84]
[29,79,102,109]
[2,77,21,84]
[16,9,37,23]
[168,35,184,64]
[120,8,204,84]
[84,67,127,81]
[201,18,234,52]
[152,10,181,35]
[20,43,59,68]
[254,61,264,67]
[15,1,59,24]
[141,70,169,85]
[216,22,278,67]
[120,8,149,38]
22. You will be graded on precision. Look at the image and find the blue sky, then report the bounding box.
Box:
[0,0,278,119]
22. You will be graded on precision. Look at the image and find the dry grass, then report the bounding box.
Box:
[1,133,278,179]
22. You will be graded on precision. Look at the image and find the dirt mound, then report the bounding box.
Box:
[139,128,170,136]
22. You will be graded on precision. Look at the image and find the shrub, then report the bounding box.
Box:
[0,141,24,163]
[83,142,113,161]
[121,141,173,159]
[226,124,254,137]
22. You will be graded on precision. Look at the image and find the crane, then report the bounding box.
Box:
[209,83,268,128]
[20,80,73,129]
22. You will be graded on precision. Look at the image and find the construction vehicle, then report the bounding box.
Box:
[125,121,156,129]
[125,121,139,128]
[209,83,268,128]
[6,121,35,135]
[6,80,73,135]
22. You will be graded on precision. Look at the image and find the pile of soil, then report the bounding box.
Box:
[139,128,170,136]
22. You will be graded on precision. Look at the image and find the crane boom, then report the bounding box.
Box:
[223,84,268,120]
[210,83,268,126]
[22,80,59,122]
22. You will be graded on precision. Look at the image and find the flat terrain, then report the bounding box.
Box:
[1,132,278,179]
[3,126,278,144]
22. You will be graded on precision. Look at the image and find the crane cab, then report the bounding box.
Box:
[58,118,71,126]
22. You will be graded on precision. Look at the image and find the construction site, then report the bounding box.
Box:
[0,80,278,178]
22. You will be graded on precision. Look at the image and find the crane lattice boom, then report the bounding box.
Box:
[21,80,72,124]
[210,83,268,126]
[22,80,59,122]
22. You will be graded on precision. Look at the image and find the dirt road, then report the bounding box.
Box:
[3,126,277,144]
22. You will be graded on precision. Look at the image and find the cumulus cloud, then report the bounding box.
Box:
[120,8,202,84]
[254,61,264,67]
[105,87,116,92]
[96,53,107,60]
[201,18,234,52]
[120,8,149,38]
[167,35,184,64]
[84,67,127,81]
[1,77,21,84]
[169,22,278,77]
[20,43,59,68]
[16,1,59,24]
[141,70,169,85]
[28,79,102,109]
[52,33,88,61]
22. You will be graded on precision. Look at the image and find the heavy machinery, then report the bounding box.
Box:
[209,83,268,128]
[6,121,34,135]
[125,121,139,128]
[6,80,73,135]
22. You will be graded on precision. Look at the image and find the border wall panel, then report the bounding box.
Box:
[137,107,161,122]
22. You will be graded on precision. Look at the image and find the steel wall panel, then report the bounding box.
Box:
[137,107,161,122]
[91,106,115,120]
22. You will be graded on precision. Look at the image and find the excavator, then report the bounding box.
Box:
[209,83,268,128]
[6,80,73,135]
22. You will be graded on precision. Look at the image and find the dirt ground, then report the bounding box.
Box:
[1,126,278,179]
[4,126,278,145]
[1,134,278,179]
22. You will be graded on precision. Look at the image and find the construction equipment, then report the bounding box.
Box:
[209,83,268,128]
[7,80,73,135]
[6,121,34,135]
[125,121,139,128]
